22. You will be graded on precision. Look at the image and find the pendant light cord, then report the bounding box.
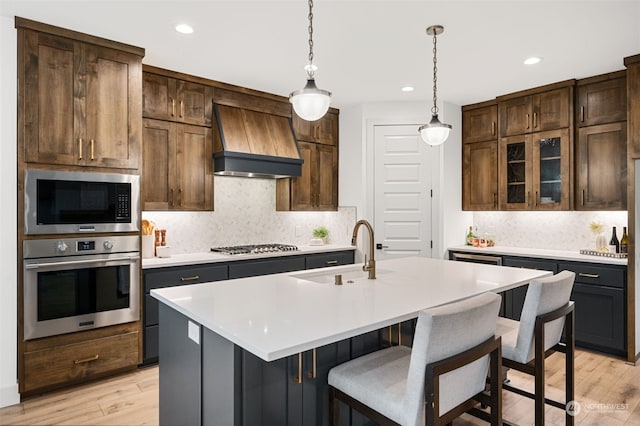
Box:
[431,29,439,116]
[307,0,315,78]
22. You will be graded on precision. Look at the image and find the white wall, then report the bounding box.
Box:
[0,15,20,407]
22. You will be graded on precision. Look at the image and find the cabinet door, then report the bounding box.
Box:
[142,73,174,121]
[22,30,81,166]
[499,96,532,136]
[142,119,174,210]
[292,113,316,142]
[174,124,213,210]
[175,80,213,126]
[85,45,141,169]
[576,123,627,210]
[463,140,498,210]
[571,283,625,355]
[316,112,339,146]
[531,87,570,132]
[290,141,317,210]
[502,257,558,320]
[463,104,497,143]
[316,144,338,210]
[499,135,532,209]
[531,128,571,210]
[577,77,627,127]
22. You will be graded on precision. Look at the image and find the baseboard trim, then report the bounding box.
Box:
[0,383,20,408]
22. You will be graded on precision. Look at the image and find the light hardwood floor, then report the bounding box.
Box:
[1,349,639,425]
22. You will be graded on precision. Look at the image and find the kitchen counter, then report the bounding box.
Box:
[142,244,356,269]
[151,256,550,362]
[447,245,627,266]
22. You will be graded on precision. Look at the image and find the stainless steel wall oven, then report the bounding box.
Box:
[23,235,140,340]
[24,169,140,235]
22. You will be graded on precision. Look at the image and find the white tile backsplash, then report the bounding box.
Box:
[143,176,357,254]
[472,210,628,251]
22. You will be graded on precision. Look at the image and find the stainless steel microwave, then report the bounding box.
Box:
[24,170,140,235]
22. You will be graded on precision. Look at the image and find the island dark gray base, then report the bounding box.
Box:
[158,303,415,426]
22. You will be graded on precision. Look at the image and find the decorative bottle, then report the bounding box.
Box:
[620,226,628,254]
[609,226,619,254]
[466,226,474,245]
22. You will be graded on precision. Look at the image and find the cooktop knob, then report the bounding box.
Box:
[103,240,114,250]
[56,241,68,253]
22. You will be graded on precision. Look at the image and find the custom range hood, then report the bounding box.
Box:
[212,92,303,179]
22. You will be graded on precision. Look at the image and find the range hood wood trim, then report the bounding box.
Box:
[214,88,291,117]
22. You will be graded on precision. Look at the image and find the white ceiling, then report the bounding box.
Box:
[1,0,639,109]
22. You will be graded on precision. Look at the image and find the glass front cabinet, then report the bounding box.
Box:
[499,128,570,210]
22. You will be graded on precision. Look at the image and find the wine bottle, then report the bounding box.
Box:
[609,226,619,254]
[466,226,474,245]
[620,226,628,254]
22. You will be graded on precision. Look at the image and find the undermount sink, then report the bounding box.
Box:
[291,266,390,284]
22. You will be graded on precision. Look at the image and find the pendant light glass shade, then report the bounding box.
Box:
[419,25,452,146]
[419,114,452,146]
[290,78,332,121]
[289,0,331,121]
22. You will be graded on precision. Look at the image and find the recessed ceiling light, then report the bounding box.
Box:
[175,24,194,34]
[401,86,414,92]
[524,56,542,65]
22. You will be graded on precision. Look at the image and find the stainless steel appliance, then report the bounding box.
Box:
[210,244,299,255]
[24,169,140,235]
[450,251,503,265]
[23,235,140,340]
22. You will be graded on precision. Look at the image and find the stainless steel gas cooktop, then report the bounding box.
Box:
[210,244,299,256]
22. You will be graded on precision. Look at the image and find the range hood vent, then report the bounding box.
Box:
[213,101,303,179]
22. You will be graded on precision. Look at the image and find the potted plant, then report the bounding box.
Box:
[311,226,329,245]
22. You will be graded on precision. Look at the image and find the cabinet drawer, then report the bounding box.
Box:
[229,256,306,279]
[558,262,625,288]
[305,251,355,269]
[145,264,228,292]
[23,331,139,393]
[503,257,558,273]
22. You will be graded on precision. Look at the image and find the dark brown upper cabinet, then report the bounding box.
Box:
[576,71,627,127]
[292,111,339,146]
[143,70,213,126]
[462,102,497,143]
[499,82,573,137]
[19,23,144,170]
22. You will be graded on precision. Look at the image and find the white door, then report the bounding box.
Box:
[374,125,434,260]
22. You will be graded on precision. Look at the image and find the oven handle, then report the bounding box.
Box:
[25,255,139,270]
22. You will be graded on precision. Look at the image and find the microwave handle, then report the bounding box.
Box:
[25,255,139,270]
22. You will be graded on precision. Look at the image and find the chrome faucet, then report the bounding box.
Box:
[351,219,376,279]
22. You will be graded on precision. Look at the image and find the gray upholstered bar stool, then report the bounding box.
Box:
[328,292,503,426]
[495,270,576,426]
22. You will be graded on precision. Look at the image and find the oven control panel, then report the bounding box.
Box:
[24,235,139,259]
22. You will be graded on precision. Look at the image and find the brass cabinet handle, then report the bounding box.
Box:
[580,106,585,122]
[579,272,599,279]
[527,191,531,206]
[74,354,99,364]
[581,189,585,206]
[170,188,174,207]
[533,112,538,128]
[179,188,183,206]
[180,100,184,118]
[493,192,497,208]
[398,323,402,346]
[78,138,83,160]
[526,113,530,129]
[180,275,200,281]
[325,260,338,266]
[388,326,393,345]
[90,139,95,160]
[535,191,538,207]
[307,348,317,379]
[491,121,496,136]
[171,98,175,116]
[294,352,303,384]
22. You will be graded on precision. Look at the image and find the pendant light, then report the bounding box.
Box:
[418,25,452,146]
[289,0,332,121]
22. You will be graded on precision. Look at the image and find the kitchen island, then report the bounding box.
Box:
[151,256,551,426]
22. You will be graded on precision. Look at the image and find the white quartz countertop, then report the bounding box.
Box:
[142,244,356,269]
[151,256,551,362]
[447,245,627,266]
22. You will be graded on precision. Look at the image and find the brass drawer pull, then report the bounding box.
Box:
[74,354,99,365]
[90,139,95,160]
[180,100,184,118]
[294,352,303,384]
[326,260,338,266]
[307,348,317,379]
[78,138,83,160]
[580,106,585,122]
[171,98,175,116]
[526,113,530,129]
[180,275,200,281]
[579,272,599,279]
[491,121,496,136]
